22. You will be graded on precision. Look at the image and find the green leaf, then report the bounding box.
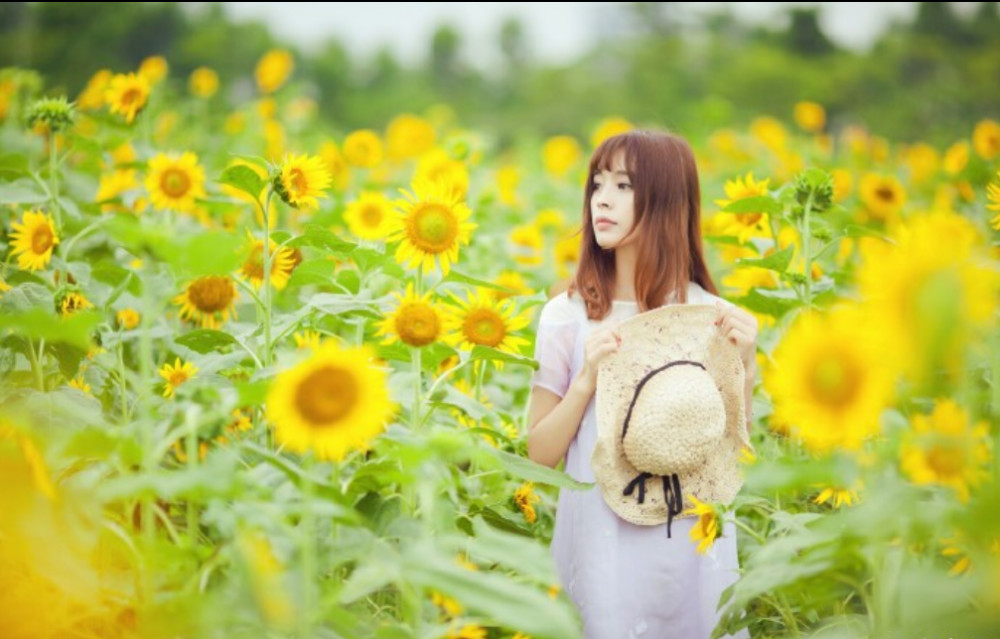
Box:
[720,195,782,216]
[234,379,270,407]
[0,178,48,204]
[49,342,86,379]
[0,153,29,177]
[0,309,102,349]
[470,345,538,370]
[338,554,401,604]
[92,261,141,296]
[734,245,795,272]
[102,214,171,255]
[218,164,265,201]
[289,224,356,254]
[175,329,238,354]
[351,247,405,277]
[167,231,244,278]
[440,269,508,291]
[285,257,335,287]
[733,287,800,319]
[103,271,134,310]
[0,283,52,313]
[307,293,380,317]
[464,517,560,582]
[476,447,592,491]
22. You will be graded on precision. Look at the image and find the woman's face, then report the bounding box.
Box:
[590,151,636,250]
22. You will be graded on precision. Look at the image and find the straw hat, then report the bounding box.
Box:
[591,304,751,534]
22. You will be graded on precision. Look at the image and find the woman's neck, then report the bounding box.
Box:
[613,243,638,301]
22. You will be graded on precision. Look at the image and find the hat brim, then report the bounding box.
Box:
[592,304,750,526]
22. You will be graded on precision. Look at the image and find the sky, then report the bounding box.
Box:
[215,2,924,69]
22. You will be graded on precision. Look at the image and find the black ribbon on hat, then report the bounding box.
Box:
[620,360,705,538]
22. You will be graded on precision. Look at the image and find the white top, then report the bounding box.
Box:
[531,282,748,639]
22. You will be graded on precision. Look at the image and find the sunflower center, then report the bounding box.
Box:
[808,353,861,408]
[875,186,896,204]
[736,213,763,226]
[288,167,308,195]
[361,204,384,228]
[926,443,965,477]
[463,308,505,347]
[294,365,358,426]
[395,303,440,347]
[122,87,142,107]
[187,276,235,313]
[161,167,192,199]
[169,371,190,387]
[408,203,458,253]
[31,224,54,254]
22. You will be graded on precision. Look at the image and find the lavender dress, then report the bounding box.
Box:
[531,283,749,639]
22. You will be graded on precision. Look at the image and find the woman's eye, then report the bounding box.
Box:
[618,182,631,190]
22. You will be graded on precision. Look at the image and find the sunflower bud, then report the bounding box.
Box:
[26,96,76,132]
[793,168,834,214]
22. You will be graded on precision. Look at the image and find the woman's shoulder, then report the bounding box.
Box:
[687,281,736,308]
[537,290,587,326]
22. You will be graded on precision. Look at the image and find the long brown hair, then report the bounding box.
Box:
[569,130,718,320]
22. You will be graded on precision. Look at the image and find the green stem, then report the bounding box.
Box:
[118,344,129,424]
[802,191,814,308]
[730,516,767,545]
[474,359,486,403]
[27,338,44,391]
[261,191,276,368]
[60,219,104,263]
[138,262,156,552]
[185,408,200,545]
[300,455,317,639]
[48,133,61,231]
[411,347,423,430]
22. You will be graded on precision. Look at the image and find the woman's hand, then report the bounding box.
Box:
[714,302,758,371]
[575,325,622,394]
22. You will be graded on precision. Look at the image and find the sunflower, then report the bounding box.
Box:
[714,173,772,244]
[189,67,219,99]
[9,210,59,271]
[987,172,1000,231]
[145,152,206,213]
[265,343,392,460]
[445,290,531,356]
[901,399,991,503]
[684,496,722,555]
[859,173,905,224]
[510,224,543,266]
[293,330,321,350]
[105,72,150,124]
[430,590,463,617]
[542,135,582,178]
[813,483,860,508]
[160,357,198,398]
[491,270,532,301]
[273,154,332,210]
[386,113,435,161]
[389,178,476,275]
[554,233,581,278]
[764,305,896,454]
[138,56,168,84]
[972,119,1000,160]
[445,625,487,639]
[116,308,140,330]
[793,101,826,133]
[343,129,384,168]
[591,116,633,148]
[902,143,940,184]
[343,191,394,240]
[831,168,853,202]
[255,49,294,94]
[76,69,111,111]
[749,116,787,152]
[240,231,297,290]
[0,277,10,296]
[318,140,351,192]
[943,141,969,175]
[513,481,540,524]
[58,292,93,317]
[173,276,238,329]
[95,169,138,212]
[376,283,446,348]
[415,148,468,197]
[495,165,520,206]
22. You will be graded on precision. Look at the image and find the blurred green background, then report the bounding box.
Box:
[2,2,998,146]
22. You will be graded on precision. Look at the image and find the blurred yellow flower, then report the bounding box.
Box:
[274,153,332,210]
[145,151,207,213]
[386,113,435,161]
[430,590,463,617]
[496,165,520,206]
[138,55,168,84]
[514,481,540,523]
[813,483,861,508]
[831,168,853,202]
[318,140,352,191]
[160,357,198,398]
[542,135,582,178]
[255,49,294,94]
[76,69,111,110]
[709,128,750,162]
[554,232,581,278]
[943,140,969,175]
[240,232,297,290]
[972,119,1000,160]
[714,172,772,243]
[174,276,238,329]
[9,210,59,271]
[591,116,633,148]
[264,119,285,160]
[0,278,10,296]
[987,172,1000,231]
[389,178,475,275]
[415,148,468,197]
[901,399,991,503]
[491,270,532,300]
[293,330,321,350]
[764,305,895,454]
[266,343,392,460]
[510,223,543,266]
[685,496,722,555]
[59,291,92,317]
[116,308,140,330]
[446,625,487,639]
[534,208,565,232]
[749,116,787,151]
[858,173,905,224]
[189,66,219,98]
[105,72,150,123]
[237,531,296,630]
[67,376,91,394]
[344,191,394,240]
[95,169,138,212]
[376,283,445,348]
[721,265,778,297]
[224,111,245,135]
[343,129,384,168]
[902,143,940,184]
[793,101,826,132]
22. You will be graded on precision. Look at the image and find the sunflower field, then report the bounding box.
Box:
[1,47,999,639]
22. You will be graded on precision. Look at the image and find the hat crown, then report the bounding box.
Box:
[621,362,726,476]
